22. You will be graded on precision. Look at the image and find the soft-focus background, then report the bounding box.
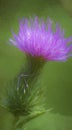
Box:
[0,0,72,130]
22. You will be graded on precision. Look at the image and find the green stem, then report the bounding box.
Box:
[3,56,46,129]
[20,56,45,84]
[15,110,46,128]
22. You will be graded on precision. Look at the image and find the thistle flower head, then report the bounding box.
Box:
[10,17,72,61]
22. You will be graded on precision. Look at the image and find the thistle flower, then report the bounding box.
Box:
[10,17,72,61]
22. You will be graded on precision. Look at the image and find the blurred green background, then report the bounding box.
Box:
[0,0,72,129]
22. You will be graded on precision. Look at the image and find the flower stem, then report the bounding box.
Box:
[18,56,45,87]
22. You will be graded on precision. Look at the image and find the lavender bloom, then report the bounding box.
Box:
[10,17,72,61]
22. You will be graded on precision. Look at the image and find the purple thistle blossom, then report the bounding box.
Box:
[10,17,72,61]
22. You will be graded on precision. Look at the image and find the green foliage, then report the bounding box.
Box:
[0,55,47,129]
[1,74,46,117]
